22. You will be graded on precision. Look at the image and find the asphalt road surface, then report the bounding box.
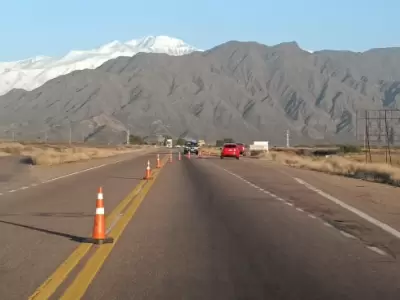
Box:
[1,152,400,299]
[0,152,158,299]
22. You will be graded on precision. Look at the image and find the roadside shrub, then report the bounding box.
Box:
[338,144,361,153]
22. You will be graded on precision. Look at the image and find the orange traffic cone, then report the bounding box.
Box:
[178,152,181,161]
[88,187,113,244]
[188,151,191,159]
[144,160,152,180]
[156,154,161,168]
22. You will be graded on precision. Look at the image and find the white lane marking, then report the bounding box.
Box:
[367,246,388,256]
[215,165,296,209]
[43,163,107,183]
[340,231,357,239]
[324,222,334,228]
[0,157,130,197]
[210,161,396,257]
[296,207,304,212]
[294,177,400,241]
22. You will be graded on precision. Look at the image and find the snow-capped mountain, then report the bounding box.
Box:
[0,36,200,96]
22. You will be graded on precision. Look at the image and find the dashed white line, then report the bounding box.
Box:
[20,186,29,190]
[340,231,357,239]
[367,246,388,256]
[8,189,16,193]
[324,222,334,228]
[210,161,397,258]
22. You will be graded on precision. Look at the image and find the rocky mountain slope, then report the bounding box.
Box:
[0,36,199,96]
[0,40,399,145]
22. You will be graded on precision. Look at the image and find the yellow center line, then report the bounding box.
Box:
[28,155,169,300]
[60,172,160,299]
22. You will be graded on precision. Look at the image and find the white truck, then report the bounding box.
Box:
[249,141,269,152]
[166,138,173,148]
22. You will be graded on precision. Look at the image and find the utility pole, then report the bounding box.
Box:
[286,129,290,148]
[12,131,15,142]
[126,129,130,145]
[44,130,48,143]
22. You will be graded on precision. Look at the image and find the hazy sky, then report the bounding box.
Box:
[1,0,398,60]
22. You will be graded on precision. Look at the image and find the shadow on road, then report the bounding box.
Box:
[19,156,34,165]
[0,219,88,243]
[109,176,144,180]
[0,212,94,218]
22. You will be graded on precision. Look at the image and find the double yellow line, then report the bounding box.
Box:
[29,155,168,300]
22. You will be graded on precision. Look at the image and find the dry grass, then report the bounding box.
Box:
[0,142,145,166]
[344,151,400,166]
[200,147,220,156]
[259,151,400,186]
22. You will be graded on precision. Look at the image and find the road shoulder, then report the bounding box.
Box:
[220,158,400,258]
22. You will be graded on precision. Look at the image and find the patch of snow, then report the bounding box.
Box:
[0,36,200,95]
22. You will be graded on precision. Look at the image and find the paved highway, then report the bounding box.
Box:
[1,151,400,299]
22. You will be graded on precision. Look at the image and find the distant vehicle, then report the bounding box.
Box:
[236,143,246,156]
[183,141,199,155]
[249,141,269,152]
[220,143,240,160]
[166,139,173,148]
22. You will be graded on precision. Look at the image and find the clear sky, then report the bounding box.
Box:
[1,0,399,61]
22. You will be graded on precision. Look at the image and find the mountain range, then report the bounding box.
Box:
[0,37,400,145]
[0,36,199,96]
